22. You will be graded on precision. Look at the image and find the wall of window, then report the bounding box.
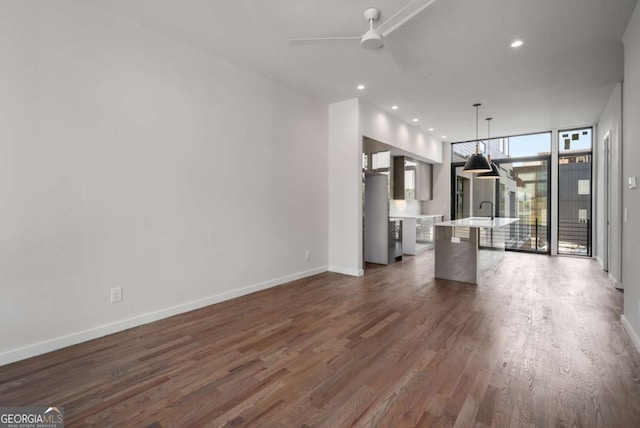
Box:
[451,132,551,163]
[451,128,594,257]
[451,132,552,254]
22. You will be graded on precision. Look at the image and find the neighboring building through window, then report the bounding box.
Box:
[558,127,593,256]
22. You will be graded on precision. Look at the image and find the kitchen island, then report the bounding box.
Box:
[434,217,519,284]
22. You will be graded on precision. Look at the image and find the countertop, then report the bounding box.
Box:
[389,214,444,219]
[436,217,519,229]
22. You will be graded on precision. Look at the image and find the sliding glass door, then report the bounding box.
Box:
[495,158,550,253]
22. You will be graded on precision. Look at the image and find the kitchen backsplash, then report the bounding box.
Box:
[389,200,422,217]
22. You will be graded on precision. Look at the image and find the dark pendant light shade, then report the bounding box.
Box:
[462,103,492,173]
[463,151,493,173]
[477,117,500,179]
[476,159,500,179]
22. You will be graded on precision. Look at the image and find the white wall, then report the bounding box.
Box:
[596,84,623,287]
[328,99,361,276]
[622,3,640,351]
[390,200,423,217]
[359,103,443,164]
[0,0,328,364]
[328,99,443,276]
[422,142,451,220]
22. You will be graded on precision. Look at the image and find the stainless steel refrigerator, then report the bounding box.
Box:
[364,172,402,265]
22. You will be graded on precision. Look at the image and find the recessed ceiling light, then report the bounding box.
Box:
[428,128,435,131]
[510,40,523,48]
[412,118,419,122]
[391,105,398,110]
[357,84,365,90]
[441,135,447,139]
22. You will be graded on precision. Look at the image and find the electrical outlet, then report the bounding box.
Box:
[305,250,310,260]
[110,287,123,303]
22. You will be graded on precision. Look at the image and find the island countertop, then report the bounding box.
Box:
[436,217,519,229]
[389,214,444,219]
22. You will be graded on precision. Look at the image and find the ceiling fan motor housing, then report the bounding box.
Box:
[363,8,380,21]
[361,8,383,49]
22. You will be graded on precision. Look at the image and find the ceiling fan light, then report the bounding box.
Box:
[361,31,383,49]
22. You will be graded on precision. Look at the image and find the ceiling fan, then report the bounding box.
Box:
[288,0,438,50]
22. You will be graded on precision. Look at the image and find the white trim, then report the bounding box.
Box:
[596,255,604,269]
[621,315,640,355]
[0,266,328,366]
[550,128,559,255]
[609,273,623,289]
[328,266,365,276]
[603,129,611,273]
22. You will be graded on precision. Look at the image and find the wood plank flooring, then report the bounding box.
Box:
[1,251,640,427]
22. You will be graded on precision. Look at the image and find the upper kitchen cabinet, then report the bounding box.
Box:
[363,150,391,172]
[393,156,433,201]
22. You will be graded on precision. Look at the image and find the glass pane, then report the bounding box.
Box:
[473,173,496,218]
[496,159,549,253]
[558,128,592,256]
[505,133,552,159]
[560,128,592,153]
[452,132,551,162]
[453,166,473,219]
[452,165,501,220]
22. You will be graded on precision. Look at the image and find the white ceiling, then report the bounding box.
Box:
[89,0,637,142]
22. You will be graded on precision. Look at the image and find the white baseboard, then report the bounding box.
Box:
[609,273,623,289]
[0,265,328,366]
[621,314,640,355]
[328,265,364,276]
[596,256,604,270]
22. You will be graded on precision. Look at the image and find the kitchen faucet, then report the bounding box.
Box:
[478,201,494,220]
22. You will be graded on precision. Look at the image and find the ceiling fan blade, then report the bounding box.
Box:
[289,37,361,45]
[376,0,438,37]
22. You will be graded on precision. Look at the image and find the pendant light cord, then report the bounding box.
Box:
[463,103,492,173]
[476,105,479,142]
[486,117,492,161]
[473,103,481,154]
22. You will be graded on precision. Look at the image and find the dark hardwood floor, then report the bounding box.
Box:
[1,251,640,427]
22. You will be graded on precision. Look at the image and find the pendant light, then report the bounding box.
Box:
[477,117,501,179]
[462,103,492,173]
